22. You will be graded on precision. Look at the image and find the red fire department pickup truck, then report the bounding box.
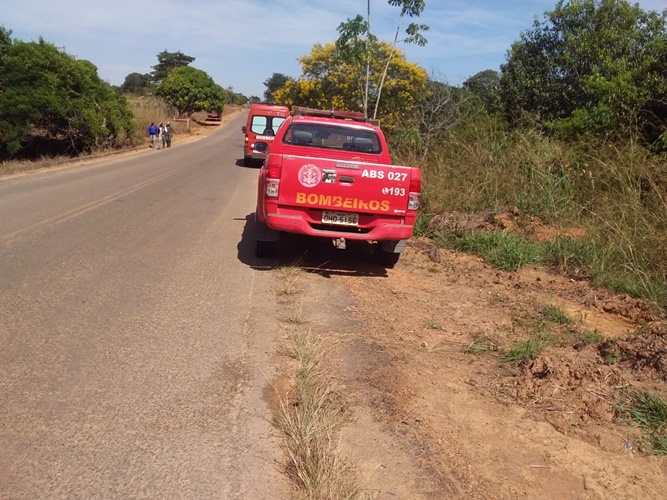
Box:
[255,107,421,266]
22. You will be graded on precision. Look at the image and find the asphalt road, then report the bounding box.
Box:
[0,113,288,499]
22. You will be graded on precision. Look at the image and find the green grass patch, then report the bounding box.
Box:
[576,329,605,345]
[502,334,554,362]
[616,390,667,455]
[541,304,573,324]
[453,231,543,271]
[542,236,598,279]
[413,211,433,237]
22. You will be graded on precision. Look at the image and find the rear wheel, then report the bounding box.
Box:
[373,244,401,267]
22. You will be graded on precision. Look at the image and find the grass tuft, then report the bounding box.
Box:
[424,319,443,330]
[276,330,362,499]
[615,390,667,455]
[464,343,492,355]
[454,231,543,271]
[464,333,497,355]
[576,330,605,345]
[276,265,301,296]
[502,334,554,362]
[541,304,573,324]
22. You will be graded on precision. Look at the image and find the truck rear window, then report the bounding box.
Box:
[250,116,286,136]
[282,124,382,154]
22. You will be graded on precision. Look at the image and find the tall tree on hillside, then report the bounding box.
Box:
[263,73,292,103]
[272,42,427,130]
[119,72,152,94]
[336,0,429,118]
[225,86,248,105]
[0,38,134,158]
[464,69,501,113]
[151,50,195,84]
[0,26,12,91]
[500,0,667,145]
[156,66,226,118]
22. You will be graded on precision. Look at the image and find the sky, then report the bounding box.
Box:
[1,0,665,98]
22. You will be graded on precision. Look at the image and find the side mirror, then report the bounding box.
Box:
[241,126,246,133]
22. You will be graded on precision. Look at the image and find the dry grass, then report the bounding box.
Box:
[276,265,302,297]
[275,330,361,500]
[394,115,667,309]
[272,265,362,499]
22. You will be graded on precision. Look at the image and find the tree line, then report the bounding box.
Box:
[0,29,243,160]
[1,0,665,161]
[264,0,666,153]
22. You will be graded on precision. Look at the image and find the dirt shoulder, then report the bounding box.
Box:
[270,235,666,499]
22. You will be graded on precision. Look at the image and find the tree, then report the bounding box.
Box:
[272,42,427,130]
[500,0,667,144]
[0,38,134,158]
[415,77,473,160]
[151,50,195,84]
[336,0,429,118]
[156,66,226,118]
[263,73,292,103]
[119,72,152,94]
[463,69,501,113]
[0,26,11,91]
[225,86,248,106]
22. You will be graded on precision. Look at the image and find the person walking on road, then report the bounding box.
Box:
[164,122,173,148]
[147,122,159,148]
[157,123,165,150]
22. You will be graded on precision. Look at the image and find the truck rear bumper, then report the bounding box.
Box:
[266,211,414,241]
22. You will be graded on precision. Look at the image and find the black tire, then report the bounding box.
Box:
[373,244,401,267]
[256,240,276,258]
[243,156,252,167]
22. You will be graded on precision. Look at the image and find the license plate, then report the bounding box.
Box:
[322,211,359,226]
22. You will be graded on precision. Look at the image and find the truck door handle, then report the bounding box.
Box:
[339,175,354,183]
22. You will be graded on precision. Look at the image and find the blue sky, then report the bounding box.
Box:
[2,0,665,98]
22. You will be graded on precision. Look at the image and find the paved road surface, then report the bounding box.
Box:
[0,114,288,499]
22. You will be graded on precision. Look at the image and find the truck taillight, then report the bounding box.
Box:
[408,170,421,211]
[267,164,281,179]
[266,162,282,198]
[266,180,280,197]
[408,192,420,210]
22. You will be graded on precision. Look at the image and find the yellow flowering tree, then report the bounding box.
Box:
[273,42,427,130]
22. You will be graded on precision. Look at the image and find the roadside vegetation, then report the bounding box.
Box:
[0,28,248,167]
[615,390,667,455]
[272,266,362,499]
[394,1,667,315]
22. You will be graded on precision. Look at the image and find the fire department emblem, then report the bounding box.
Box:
[298,164,321,188]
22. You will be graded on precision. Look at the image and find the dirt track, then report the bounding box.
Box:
[273,234,667,499]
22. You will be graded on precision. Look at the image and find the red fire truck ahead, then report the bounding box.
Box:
[241,103,290,166]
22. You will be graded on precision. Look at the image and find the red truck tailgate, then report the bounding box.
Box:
[277,155,415,216]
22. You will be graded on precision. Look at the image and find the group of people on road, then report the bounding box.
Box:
[147,122,173,149]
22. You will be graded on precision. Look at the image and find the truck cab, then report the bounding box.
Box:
[241,103,290,166]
